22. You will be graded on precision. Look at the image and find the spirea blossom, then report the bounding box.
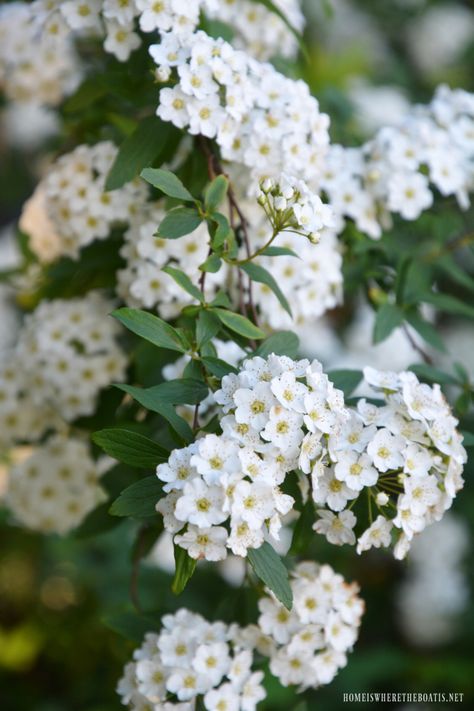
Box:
[0,293,127,448]
[117,609,266,710]
[251,562,364,690]
[40,142,148,259]
[6,436,105,534]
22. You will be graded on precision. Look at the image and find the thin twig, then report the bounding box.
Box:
[402,324,433,365]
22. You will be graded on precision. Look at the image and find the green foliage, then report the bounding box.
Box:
[327,369,363,397]
[254,331,300,358]
[172,544,196,595]
[112,308,189,353]
[373,303,404,344]
[247,543,293,610]
[241,262,292,316]
[204,175,229,211]
[162,265,205,302]
[212,308,266,340]
[93,429,168,468]
[158,207,203,239]
[140,168,194,201]
[109,476,162,518]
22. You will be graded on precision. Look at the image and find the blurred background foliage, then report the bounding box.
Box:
[1,0,474,709]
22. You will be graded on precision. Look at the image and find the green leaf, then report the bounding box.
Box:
[140,168,194,201]
[162,265,204,302]
[461,431,474,447]
[93,429,168,468]
[115,384,194,443]
[105,117,173,191]
[210,213,233,250]
[103,612,158,643]
[210,290,232,309]
[204,175,229,211]
[196,310,221,347]
[202,357,238,378]
[63,77,106,113]
[212,309,266,340]
[199,254,222,273]
[405,312,446,352]
[260,246,300,258]
[437,256,474,293]
[420,291,474,319]
[172,544,196,595]
[247,543,293,610]
[290,499,315,555]
[373,303,404,344]
[241,262,292,316]
[109,476,162,518]
[73,502,122,538]
[158,207,203,239]
[408,364,459,386]
[254,331,299,358]
[327,369,363,397]
[112,308,188,353]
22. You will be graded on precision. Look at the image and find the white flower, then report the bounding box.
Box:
[387,172,433,220]
[313,509,357,546]
[227,520,264,556]
[191,435,240,485]
[174,478,226,527]
[231,480,276,530]
[240,671,266,711]
[204,683,240,711]
[233,382,276,431]
[312,468,358,512]
[175,525,228,561]
[357,516,393,554]
[166,667,209,701]
[156,445,198,492]
[401,474,442,516]
[257,596,299,645]
[260,406,304,453]
[193,642,230,687]
[271,371,308,413]
[367,428,406,472]
[324,611,358,652]
[334,451,378,491]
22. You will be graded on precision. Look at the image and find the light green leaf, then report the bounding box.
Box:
[204,175,229,211]
[140,168,194,201]
[172,544,196,595]
[162,265,204,302]
[199,254,222,273]
[158,207,203,239]
[260,246,300,258]
[241,262,292,316]
[109,476,162,518]
[212,309,266,340]
[93,429,168,468]
[112,308,188,353]
[247,542,293,610]
[254,331,299,358]
[105,117,173,191]
[373,303,404,344]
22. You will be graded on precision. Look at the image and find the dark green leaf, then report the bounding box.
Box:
[73,502,122,538]
[247,542,293,610]
[202,356,238,378]
[197,310,221,347]
[455,391,471,415]
[93,429,168,468]
[109,476,162,518]
[212,309,266,340]
[241,262,292,316]
[260,246,300,258]
[199,254,222,273]
[461,431,474,447]
[408,365,459,386]
[105,117,173,191]
[405,312,446,352]
[141,168,194,201]
[373,303,404,344]
[327,369,363,397]
[158,207,203,239]
[63,77,106,113]
[204,175,228,211]
[210,290,232,309]
[437,256,474,293]
[112,308,188,353]
[103,612,158,643]
[210,213,233,250]
[162,265,204,302]
[172,544,196,595]
[254,331,299,358]
[115,384,194,442]
[290,499,315,555]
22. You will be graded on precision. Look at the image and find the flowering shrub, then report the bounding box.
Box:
[0,0,473,709]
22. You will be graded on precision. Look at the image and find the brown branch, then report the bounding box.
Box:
[402,324,433,365]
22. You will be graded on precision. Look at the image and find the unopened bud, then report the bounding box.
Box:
[376,492,389,506]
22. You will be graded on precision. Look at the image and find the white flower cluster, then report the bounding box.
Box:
[206,0,304,60]
[0,2,81,106]
[153,31,330,186]
[0,293,127,449]
[40,141,148,259]
[396,513,469,646]
[117,608,266,710]
[6,435,105,534]
[313,366,466,559]
[322,85,474,239]
[252,562,364,690]
[117,202,226,317]
[258,174,335,242]
[156,354,349,559]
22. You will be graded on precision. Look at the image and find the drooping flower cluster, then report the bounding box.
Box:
[250,562,364,690]
[117,609,266,710]
[0,2,81,106]
[322,85,474,239]
[313,366,466,559]
[38,142,148,260]
[0,293,127,449]
[6,435,105,534]
[153,31,330,187]
[396,513,469,646]
[156,354,350,559]
[155,355,466,562]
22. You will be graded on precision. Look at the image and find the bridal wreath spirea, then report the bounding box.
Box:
[156,355,465,561]
[6,436,105,534]
[117,563,362,709]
